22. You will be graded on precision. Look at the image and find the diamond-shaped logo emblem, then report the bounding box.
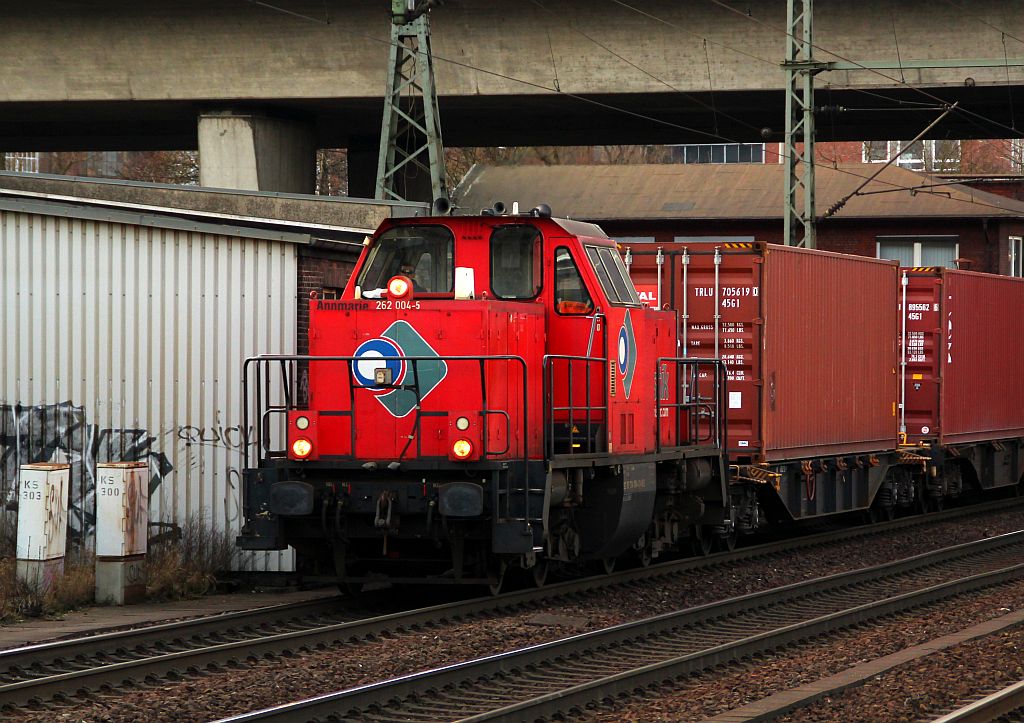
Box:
[352,321,448,417]
[618,310,637,399]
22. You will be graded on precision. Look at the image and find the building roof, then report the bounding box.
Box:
[0,172,427,241]
[454,163,1024,221]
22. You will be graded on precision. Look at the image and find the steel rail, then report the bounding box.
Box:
[0,497,1017,711]
[0,595,346,667]
[932,679,1024,723]
[215,530,1024,722]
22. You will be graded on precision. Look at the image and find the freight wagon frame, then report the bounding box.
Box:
[627,242,1024,523]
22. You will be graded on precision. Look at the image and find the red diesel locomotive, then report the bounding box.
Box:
[238,209,1024,590]
[239,207,729,589]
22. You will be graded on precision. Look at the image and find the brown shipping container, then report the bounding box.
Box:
[903,269,1024,445]
[628,242,900,462]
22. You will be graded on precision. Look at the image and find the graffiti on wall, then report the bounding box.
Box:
[0,401,174,543]
[1,402,264,546]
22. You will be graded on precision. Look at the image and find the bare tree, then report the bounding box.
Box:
[120,151,199,185]
[316,149,349,196]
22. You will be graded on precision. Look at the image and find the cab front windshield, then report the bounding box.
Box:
[357,225,454,295]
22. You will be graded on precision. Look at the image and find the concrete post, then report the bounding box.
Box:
[95,462,149,605]
[198,112,315,193]
[16,464,70,594]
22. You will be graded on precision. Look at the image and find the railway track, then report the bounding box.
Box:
[932,679,1024,722]
[0,498,1017,712]
[217,530,1024,723]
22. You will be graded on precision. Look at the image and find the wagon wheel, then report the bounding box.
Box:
[691,525,713,557]
[914,486,928,515]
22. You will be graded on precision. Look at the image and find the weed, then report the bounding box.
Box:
[144,512,236,600]
[0,549,95,622]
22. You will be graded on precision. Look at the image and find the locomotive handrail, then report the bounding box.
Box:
[480,410,512,456]
[654,357,729,453]
[542,353,609,458]
[241,354,530,472]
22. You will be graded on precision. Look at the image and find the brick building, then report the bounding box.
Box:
[454,162,1024,276]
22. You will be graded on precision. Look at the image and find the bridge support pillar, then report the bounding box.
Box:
[198,112,315,193]
[347,141,378,199]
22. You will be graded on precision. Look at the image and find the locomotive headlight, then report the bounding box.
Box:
[451,439,473,459]
[291,437,313,459]
[388,276,412,299]
[455,416,470,431]
[295,416,310,430]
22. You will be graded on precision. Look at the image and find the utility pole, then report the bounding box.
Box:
[375,0,449,207]
[782,0,820,248]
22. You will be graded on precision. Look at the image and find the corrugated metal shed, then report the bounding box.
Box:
[455,163,1024,221]
[0,189,390,572]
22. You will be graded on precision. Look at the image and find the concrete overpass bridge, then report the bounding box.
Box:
[2,0,1022,193]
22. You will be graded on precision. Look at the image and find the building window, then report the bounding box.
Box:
[675,143,765,164]
[930,140,961,171]
[863,141,888,163]
[1010,236,1023,277]
[892,141,925,171]
[877,237,959,268]
[4,152,39,173]
[861,140,960,171]
[1011,139,1024,173]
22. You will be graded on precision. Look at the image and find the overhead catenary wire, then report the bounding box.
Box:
[705,0,1024,139]
[239,0,1022,218]
[891,6,906,85]
[936,0,1024,48]
[1005,33,1019,132]
[824,103,959,218]
[527,0,762,137]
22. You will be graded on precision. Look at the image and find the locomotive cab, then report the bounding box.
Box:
[238,211,729,591]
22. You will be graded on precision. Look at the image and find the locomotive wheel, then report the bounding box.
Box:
[692,525,713,557]
[529,559,549,588]
[487,560,507,596]
[332,545,362,596]
[636,541,653,568]
[928,496,945,512]
[588,557,616,575]
[717,529,738,552]
[338,580,364,597]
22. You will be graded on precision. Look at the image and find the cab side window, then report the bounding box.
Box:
[491,225,542,299]
[585,245,642,306]
[554,247,594,315]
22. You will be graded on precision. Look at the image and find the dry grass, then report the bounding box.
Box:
[144,512,236,600]
[0,549,95,622]
[0,511,236,619]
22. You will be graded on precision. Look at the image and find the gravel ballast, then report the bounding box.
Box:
[11,507,1024,722]
[594,579,1024,722]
